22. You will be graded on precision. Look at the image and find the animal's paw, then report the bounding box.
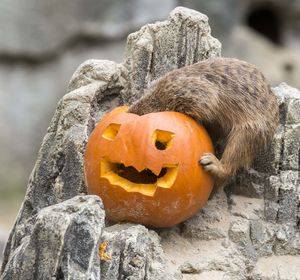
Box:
[199,153,224,177]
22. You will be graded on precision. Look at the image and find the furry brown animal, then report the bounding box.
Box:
[128,57,279,192]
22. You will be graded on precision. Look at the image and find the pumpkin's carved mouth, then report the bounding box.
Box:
[100,158,178,196]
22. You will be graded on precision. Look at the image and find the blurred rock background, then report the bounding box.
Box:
[1,0,300,251]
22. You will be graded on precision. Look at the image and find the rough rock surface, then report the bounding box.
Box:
[101,224,180,280]
[1,195,105,279]
[1,7,220,279]
[2,6,300,280]
[178,0,239,42]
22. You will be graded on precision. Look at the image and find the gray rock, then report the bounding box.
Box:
[258,170,299,225]
[285,97,300,125]
[123,6,221,102]
[229,169,267,198]
[249,220,300,257]
[228,217,257,268]
[101,224,180,280]
[251,255,300,280]
[228,217,250,246]
[1,195,105,280]
[263,175,280,222]
[182,191,230,240]
[274,83,300,171]
[281,125,300,170]
[277,171,299,224]
[1,7,221,279]
[178,0,239,43]
[230,195,263,221]
[161,233,247,279]
[249,220,277,257]
[195,271,229,280]
[273,224,300,256]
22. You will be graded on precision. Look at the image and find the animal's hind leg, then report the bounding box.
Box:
[200,124,262,190]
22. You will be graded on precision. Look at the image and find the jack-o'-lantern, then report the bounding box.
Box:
[84,106,214,228]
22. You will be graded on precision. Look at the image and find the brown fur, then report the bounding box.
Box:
[128,57,279,191]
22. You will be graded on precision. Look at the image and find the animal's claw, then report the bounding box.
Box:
[199,153,214,166]
[199,153,223,175]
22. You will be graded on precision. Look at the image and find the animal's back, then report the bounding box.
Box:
[129,57,279,190]
[154,58,277,129]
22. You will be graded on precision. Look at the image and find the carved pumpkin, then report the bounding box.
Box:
[84,106,214,228]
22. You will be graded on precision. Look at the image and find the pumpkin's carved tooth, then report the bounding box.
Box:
[100,158,179,196]
[157,165,179,188]
[149,166,162,177]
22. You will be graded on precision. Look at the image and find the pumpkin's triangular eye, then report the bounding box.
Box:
[152,129,174,150]
[102,123,121,140]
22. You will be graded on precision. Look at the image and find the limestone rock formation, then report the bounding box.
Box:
[1,7,220,279]
[101,224,180,280]
[1,6,300,280]
[1,195,105,279]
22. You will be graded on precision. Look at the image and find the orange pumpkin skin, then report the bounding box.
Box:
[84,106,214,228]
